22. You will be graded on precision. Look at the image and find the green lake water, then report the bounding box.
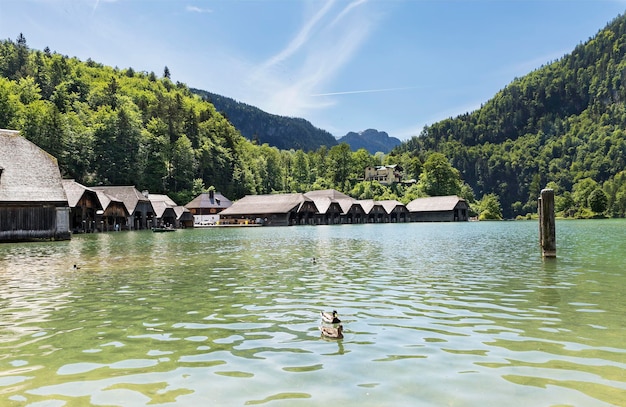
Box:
[0,220,624,406]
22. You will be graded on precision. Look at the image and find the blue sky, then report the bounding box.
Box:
[1,1,625,141]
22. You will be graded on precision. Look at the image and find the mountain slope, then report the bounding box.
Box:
[191,89,337,151]
[338,129,401,154]
[394,13,626,217]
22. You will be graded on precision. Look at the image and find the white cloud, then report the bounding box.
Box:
[186,5,212,14]
[244,0,378,118]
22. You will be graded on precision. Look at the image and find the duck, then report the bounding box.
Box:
[320,324,344,339]
[321,310,341,324]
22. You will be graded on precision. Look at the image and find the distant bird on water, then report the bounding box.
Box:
[321,310,341,324]
[320,324,344,339]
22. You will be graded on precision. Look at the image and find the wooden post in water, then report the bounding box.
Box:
[539,188,556,257]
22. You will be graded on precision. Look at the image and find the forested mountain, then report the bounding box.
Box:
[394,13,626,218]
[338,129,401,154]
[190,89,337,151]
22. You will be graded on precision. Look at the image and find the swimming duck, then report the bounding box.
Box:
[320,324,344,339]
[321,310,341,324]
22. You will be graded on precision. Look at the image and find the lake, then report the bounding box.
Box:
[0,220,624,406]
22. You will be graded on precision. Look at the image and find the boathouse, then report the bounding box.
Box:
[91,186,155,230]
[0,129,71,241]
[219,193,317,226]
[379,200,409,223]
[305,189,349,225]
[93,189,130,231]
[357,199,387,223]
[148,194,193,228]
[62,179,102,233]
[185,190,232,226]
[406,195,469,222]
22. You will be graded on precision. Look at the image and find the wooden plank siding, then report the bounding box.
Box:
[0,205,69,241]
[1,129,71,241]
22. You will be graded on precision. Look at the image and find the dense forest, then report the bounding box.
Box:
[393,14,626,218]
[191,89,337,151]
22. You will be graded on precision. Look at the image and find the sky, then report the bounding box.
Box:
[1,1,625,141]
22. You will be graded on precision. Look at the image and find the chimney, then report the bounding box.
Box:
[209,190,214,200]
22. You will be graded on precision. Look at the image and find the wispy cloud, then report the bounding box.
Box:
[246,0,379,117]
[92,0,117,15]
[311,86,422,97]
[186,5,212,14]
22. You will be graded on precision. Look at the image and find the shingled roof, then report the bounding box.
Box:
[185,192,232,210]
[406,195,466,212]
[220,193,314,215]
[378,200,406,214]
[0,129,68,204]
[91,186,149,214]
[62,179,102,209]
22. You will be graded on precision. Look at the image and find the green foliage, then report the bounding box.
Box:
[476,193,503,220]
[588,188,608,215]
[417,153,461,196]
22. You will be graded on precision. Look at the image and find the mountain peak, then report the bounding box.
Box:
[338,129,401,154]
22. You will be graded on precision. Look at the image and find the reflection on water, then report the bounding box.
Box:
[0,220,625,406]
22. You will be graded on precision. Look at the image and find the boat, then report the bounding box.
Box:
[152,226,176,232]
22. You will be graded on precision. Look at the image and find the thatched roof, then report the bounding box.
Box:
[0,129,68,204]
[91,186,149,214]
[221,193,313,215]
[185,192,232,209]
[406,196,466,212]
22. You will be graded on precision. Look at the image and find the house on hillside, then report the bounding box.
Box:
[185,190,232,226]
[0,129,71,241]
[91,186,154,230]
[219,193,317,226]
[364,165,403,185]
[62,179,102,233]
[406,195,469,222]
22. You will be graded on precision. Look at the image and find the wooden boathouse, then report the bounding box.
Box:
[219,193,317,226]
[62,179,102,233]
[0,129,71,241]
[91,186,155,230]
[406,195,469,222]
